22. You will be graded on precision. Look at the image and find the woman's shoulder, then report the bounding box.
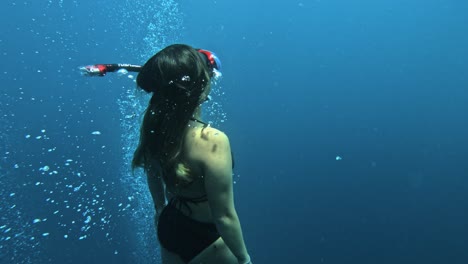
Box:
[201,125,229,142]
[186,125,231,159]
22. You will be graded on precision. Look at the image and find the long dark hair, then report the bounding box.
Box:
[132,44,210,187]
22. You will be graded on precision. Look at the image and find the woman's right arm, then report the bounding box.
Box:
[203,131,251,264]
[147,164,166,216]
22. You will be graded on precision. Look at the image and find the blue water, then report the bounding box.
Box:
[1,0,467,263]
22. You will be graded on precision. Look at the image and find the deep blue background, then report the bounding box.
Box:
[1,0,467,263]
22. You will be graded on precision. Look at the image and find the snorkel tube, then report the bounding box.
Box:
[79,64,142,77]
[79,48,222,78]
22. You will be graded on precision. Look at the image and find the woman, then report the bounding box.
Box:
[132,44,252,264]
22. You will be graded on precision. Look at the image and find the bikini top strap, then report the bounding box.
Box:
[170,194,208,215]
[190,117,209,127]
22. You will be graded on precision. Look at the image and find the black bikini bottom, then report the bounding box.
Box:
[157,199,220,263]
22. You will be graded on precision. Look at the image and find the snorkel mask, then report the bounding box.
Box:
[79,49,222,81]
[196,49,222,79]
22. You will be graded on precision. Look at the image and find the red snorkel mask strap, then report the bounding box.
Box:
[197,49,222,73]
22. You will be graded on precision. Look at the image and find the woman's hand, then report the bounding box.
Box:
[154,203,166,226]
[238,254,252,264]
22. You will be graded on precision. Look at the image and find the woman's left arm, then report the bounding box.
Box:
[147,168,166,215]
